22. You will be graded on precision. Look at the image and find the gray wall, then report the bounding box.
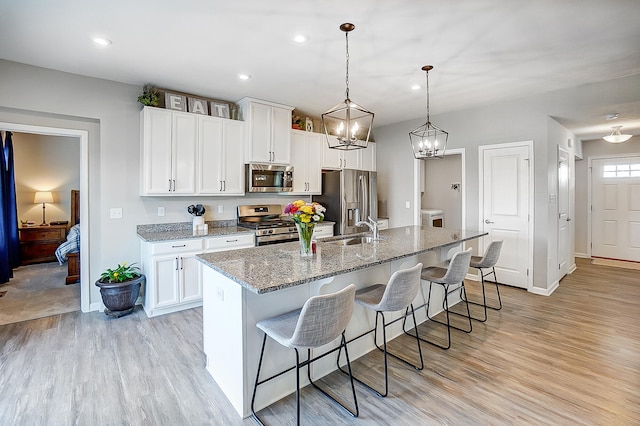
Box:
[376,73,640,291]
[575,136,640,256]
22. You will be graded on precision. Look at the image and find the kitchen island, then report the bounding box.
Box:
[197,225,487,418]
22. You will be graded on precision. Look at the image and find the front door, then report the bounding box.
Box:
[591,156,640,262]
[480,143,532,289]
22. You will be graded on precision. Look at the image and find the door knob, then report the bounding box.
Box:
[484,219,494,224]
[567,217,572,222]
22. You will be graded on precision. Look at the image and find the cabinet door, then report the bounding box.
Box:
[322,142,342,169]
[360,143,377,171]
[247,102,271,163]
[198,116,224,194]
[153,256,180,308]
[342,148,360,170]
[172,112,197,194]
[141,107,173,194]
[290,131,308,193]
[179,254,202,303]
[271,106,291,164]
[221,119,245,195]
[305,133,323,194]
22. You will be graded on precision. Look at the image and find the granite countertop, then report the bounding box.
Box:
[137,223,254,243]
[197,226,486,294]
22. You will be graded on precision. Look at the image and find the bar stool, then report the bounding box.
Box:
[464,240,504,322]
[338,263,424,398]
[404,248,472,350]
[251,284,358,426]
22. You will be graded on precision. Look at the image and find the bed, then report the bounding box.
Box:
[55,189,80,284]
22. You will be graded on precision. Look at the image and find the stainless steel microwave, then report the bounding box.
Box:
[247,164,293,193]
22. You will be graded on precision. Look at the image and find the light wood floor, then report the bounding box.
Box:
[0,258,638,425]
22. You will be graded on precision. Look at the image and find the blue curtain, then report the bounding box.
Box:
[0,131,10,283]
[4,132,20,270]
[1,131,20,283]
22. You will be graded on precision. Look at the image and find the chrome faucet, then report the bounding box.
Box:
[356,216,379,241]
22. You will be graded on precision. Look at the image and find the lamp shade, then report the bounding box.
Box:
[603,126,632,143]
[34,191,54,204]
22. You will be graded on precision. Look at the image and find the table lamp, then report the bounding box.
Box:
[34,191,54,226]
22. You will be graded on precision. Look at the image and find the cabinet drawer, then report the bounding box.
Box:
[313,225,334,239]
[20,228,65,241]
[149,239,203,255]
[205,234,255,252]
[20,242,58,261]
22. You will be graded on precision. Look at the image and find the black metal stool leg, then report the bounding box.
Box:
[251,334,268,426]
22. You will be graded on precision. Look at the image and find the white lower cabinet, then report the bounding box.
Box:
[313,222,335,239]
[141,233,255,317]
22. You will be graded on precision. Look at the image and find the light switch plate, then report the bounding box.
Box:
[110,208,123,219]
[158,207,165,216]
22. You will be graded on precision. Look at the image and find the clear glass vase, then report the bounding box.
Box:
[296,222,315,257]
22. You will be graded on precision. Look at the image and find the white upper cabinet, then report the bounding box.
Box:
[238,97,293,164]
[322,141,361,170]
[141,107,197,195]
[290,130,323,194]
[140,106,245,196]
[360,142,377,171]
[197,115,245,195]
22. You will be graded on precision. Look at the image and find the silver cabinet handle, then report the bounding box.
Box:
[173,180,176,191]
[171,244,187,248]
[226,239,238,243]
[180,257,184,270]
[169,179,172,192]
[175,257,179,271]
[485,219,494,224]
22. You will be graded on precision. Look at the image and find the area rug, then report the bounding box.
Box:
[0,263,80,326]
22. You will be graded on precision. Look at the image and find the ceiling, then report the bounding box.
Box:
[2,0,640,140]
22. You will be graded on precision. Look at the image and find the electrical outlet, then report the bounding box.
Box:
[110,208,122,219]
[217,205,223,214]
[405,201,410,209]
[158,207,165,216]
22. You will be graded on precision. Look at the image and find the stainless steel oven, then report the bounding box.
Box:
[247,164,293,193]
[237,204,299,246]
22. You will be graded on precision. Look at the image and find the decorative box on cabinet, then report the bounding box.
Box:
[237,97,293,164]
[141,233,255,318]
[19,225,67,265]
[140,107,197,195]
[290,130,323,194]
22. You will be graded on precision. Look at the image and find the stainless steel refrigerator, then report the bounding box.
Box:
[313,169,378,235]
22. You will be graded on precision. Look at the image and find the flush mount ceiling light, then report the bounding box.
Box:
[409,65,448,159]
[92,37,112,47]
[238,73,251,80]
[321,23,374,151]
[603,125,632,143]
[293,34,309,43]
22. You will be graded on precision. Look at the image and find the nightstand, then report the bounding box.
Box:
[19,225,67,265]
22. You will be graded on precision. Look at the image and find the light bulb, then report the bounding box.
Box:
[351,121,359,139]
[337,122,344,135]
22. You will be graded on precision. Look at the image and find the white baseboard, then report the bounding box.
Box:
[528,280,558,296]
[574,252,590,259]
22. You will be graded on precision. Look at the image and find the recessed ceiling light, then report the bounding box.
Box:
[294,34,309,43]
[411,84,421,90]
[93,37,112,47]
[605,113,619,120]
[238,73,251,81]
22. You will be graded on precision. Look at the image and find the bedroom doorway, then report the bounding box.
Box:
[0,122,89,316]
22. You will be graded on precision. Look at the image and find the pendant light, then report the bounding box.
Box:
[409,65,448,159]
[322,23,374,150]
[603,125,632,143]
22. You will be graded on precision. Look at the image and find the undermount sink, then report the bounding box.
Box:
[327,235,385,246]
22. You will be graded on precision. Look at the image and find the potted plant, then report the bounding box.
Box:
[95,262,145,318]
[137,84,160,107]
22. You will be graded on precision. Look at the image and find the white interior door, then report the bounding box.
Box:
[558,148,570,279]
[591,157,640,262]
[481,144,531,289]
